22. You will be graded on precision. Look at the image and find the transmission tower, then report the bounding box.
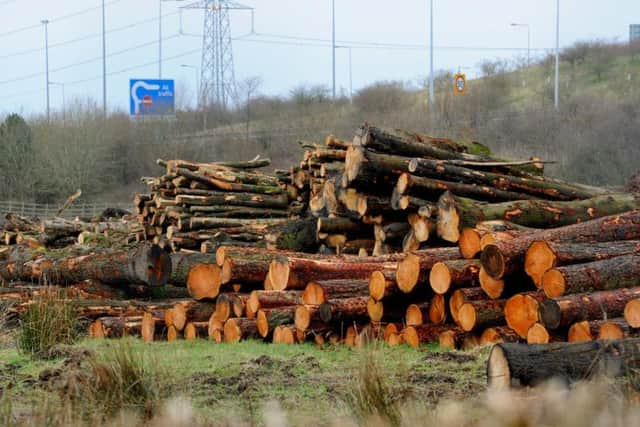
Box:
[183,0,251,108]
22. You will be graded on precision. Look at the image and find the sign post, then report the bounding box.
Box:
[129,79,175,116]
[454,73,466,96]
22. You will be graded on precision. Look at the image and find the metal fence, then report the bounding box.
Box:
[0,201,131,219]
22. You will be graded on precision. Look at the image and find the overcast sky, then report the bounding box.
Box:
[0,0,638,117]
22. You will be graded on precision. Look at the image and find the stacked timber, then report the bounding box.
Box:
[134,157,304,252]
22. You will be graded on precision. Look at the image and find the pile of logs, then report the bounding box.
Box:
[133,157,306,252]
[2,123,640,355]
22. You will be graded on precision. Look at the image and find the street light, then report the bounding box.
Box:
[510,22,530,66]
[41,19,50,122]
[336,46,353,102]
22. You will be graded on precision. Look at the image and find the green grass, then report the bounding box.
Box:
[0,338,488,425]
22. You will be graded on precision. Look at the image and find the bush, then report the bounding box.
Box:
[83,341,167,418]
[17,290,79,358]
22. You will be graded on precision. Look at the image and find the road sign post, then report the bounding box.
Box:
[129,79,175,116]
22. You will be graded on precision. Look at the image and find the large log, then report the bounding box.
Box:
[0,244,170,288]
[480,326,520,345]
[481,210,640,280]
[449,287,487,324]
[437,192,639,243]
[169,252,216,286]
[246,290,303,315]
[185,263,222,300]
[525,240,640,287]
[539,287,640,330]
[223,318,260,343]
[318,296,369,324]
[175,192,289,209]
[487,338,640,388]
[504,292,546,338]
[541,255,640,297]
[458,299,506,332]
[429,259,481,294]
[567,318,633,342]
[395,173,535,203]
[256,306,296,338]
[302,279,369,305]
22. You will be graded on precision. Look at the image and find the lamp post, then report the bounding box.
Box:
[510,22,530,66]
[41,19,50,122]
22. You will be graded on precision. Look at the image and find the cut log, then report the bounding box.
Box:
[526,323,551,344]
[368,269,398,301]
[439,328,479,350]
[401,324,456,347]
[186,264,222,300]
[175,192,289,209]
[481,210,640,280]
[504,292,546,338]
[302,279,369,305]
[247,290,302,315]
[171,300,217,331]
[405,303,428,326]
[567,318,631,342]
[541,255,640,298]
[429,294,447,324]
[525,240,640,287]
[223,318,260,343]
[256,306,296,338]
[478,266,505,299]
[0,244,171,288]
[437,192,638,243]
[458,299,506,331]
[221,253,273,285]
[487,338,640,388]
[539,287,640,330]
[318,296,369,324]
[184,322,208,340]
[294,305,320,331]
[169,252,216,286]
[624,299,640,328]
[394,247,461,293]
[429,260,480,294]
[450,287,487,324]
[480,326,520,345]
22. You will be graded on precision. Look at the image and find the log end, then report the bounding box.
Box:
[172,303,187,331]
[429,294,446,325]
[505,294,540,339]
[457,303,476,332]
[624,299,640,328]
[294,305,311,331]
[401,326,419,348]
[208,315,223,339]
[480,244,506,280]
[395,253,420,294]
[436,191,461,243]
[480,328,502,345]
[187,264,221,300]
[267,257,290,291]
[429,262,451,295]
[223,319,241,343]
[541,269,566,298]
[486,344,511,389]
[367,298,384,323]
[386,332,404,346]
[302,282,325,305]
[256,310,269,338]
[438,330,457,350]
[140,244,172,287]
[210,328,223,343]
[214,295,232,323]
[598,322,624,341]
[184,323,196,341]
[526,323,550,344]
[459,228,481,259]
[368,271,389,302]
[479,266,504,300]
[396,173,410,195]
[405,304,423,326]
[167,325,178,342]
[141,312,155,343]
[383,323,399,341]
[524,241,556,287]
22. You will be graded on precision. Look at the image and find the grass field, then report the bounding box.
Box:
[0,337,488,425]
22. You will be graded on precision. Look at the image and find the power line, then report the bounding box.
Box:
[0,10,181,61]
[0,0,122,39]
[0,34,182,86]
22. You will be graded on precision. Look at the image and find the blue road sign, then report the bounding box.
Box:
[129,79,175,116]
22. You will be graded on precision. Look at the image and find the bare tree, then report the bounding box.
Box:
[236,76,263,142]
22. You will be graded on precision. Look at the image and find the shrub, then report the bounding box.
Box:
[17,290,79,358]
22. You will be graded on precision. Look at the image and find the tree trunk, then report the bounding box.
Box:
[487,338,640,388]
[175,192,289,209]
[429,259,481,294]
[541,255,640,298]
[0,244,170,288]
[481,210,640,280]
[368,269,398,301]
[221,253,273,285]
[171,300,217,331]
[450,287,487,324]
[525,240,640,287]
[223,317,260,343]
[458,299,506,331]
[318,296,369,324]
[539,287,640,330]
[302,279,369,305]
[480,326,520,345]
[256,306,296,338]
[504,292,546,338]
[437,192,638,243]
[458,221,532,259]
[169,252,216,286]
[246,290,303,315]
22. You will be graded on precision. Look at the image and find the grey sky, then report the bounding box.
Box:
[0,0,637,117]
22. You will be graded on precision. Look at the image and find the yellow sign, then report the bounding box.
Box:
[454,73,466,95]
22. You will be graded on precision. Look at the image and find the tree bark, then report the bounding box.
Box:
[481,210,640,280]
[525,240,640,287]
[223,317,260,343]
[458,299,506,331]
[539,287,640,330]
[437,192,638,243]
[302,279,369,305]
[256,306,296,338]
[318,296,369,324]
[541,255,640,298]
[567,318,633,342]
[169,252,216,287]
[429,259,481,294]
[480,326,520,345]
[487,338,640,388]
